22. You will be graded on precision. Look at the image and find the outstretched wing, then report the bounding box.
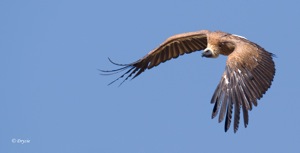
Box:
[211,36,275,133]
[100,30,209,85]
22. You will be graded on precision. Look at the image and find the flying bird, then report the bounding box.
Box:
[100,30,276,133]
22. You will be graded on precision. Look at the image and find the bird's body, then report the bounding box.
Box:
[101,30,275,133]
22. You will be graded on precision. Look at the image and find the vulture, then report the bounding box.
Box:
[100,30,276,133]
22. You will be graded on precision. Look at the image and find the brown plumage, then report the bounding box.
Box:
[100,30,276,133]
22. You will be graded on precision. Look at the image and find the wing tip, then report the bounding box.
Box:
[100,58,141,86]
[270,53,277,58]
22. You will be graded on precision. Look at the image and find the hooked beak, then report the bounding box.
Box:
[202,49,213,58]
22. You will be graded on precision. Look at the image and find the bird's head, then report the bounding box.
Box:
[202,31,231,58]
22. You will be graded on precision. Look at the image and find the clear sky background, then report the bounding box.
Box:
[1,0,300,152]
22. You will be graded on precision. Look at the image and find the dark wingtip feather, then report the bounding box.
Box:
[100,58,145,86]
[107,57,132,66]
[270,53,277,58]
[98,58,134,75]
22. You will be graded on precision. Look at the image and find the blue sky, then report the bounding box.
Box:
[1,0,300,152]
